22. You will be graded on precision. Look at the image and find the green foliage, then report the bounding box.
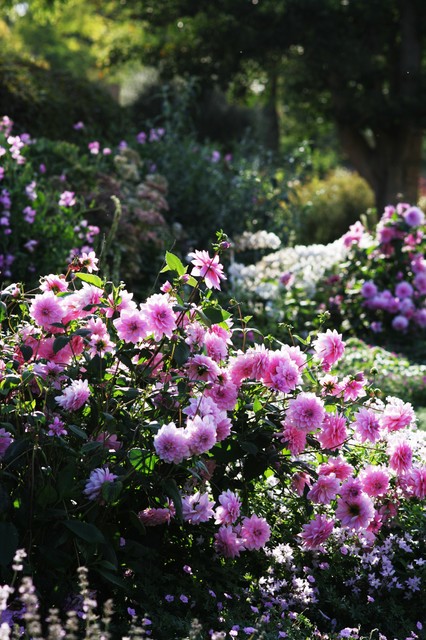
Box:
[290,169,375,245]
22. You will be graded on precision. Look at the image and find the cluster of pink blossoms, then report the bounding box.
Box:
[343,203,426,332]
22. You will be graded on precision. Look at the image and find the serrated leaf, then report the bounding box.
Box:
[64,520,105,544]
[165,251,185,276]
[75,272,103,288]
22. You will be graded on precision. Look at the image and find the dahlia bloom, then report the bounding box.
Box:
[189,250,226,289]
[55,379,91,412]
[313,329,345,371]
[319,456,354,481]
[182,491,215,524]
[186,354,221,383]
[317,412,348,450]
[360,466,390,497]
[286,392,325,432]
[153,422,189,464]
[214,525,245,558]
[143,293,177,340]
[307,473,340,505]
[29,291,64,329]
[113,309,148,343]
[215,490,241,525]
[403,206,425,227]
[205,374,238,411]
[262,352,301,394]
[353,407,382,443]
[382,397,416,432]
[241,514,271,550]
[138,507,173,526]
[387,439,413,474]
[300,514,334,550]
[83,467,117,501]
[185,414,217,456]
[280,423,307,456]
[335,493,375,530]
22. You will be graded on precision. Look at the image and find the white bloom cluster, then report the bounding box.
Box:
[233,230,282,252]
[229,238,348,300]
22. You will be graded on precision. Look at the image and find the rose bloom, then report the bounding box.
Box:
[300,514,334,550]
[241,514,271,550]
[214,525,245,558]
[55,379,91,411]
[313,329,345,371]
[189,250,226,290]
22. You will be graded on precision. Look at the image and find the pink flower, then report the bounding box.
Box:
[307,474,340,505]
[317,412,348,450]
[262,351,301,394]
[215,490,241,525]
[342,220,365,247]
[186,354,220,383]
[138,506,174,526]
[280,423,307,456]
[300,515,334,550]
[113,309,148,343]
[47,416,67,436]
[286,393,325,432]
[39,274,68,293]
[340,477,363,501]
[55,379,91,411]
[361,281,378,299]
[360,467,390,497]
[291,471,312,496]
[214,525,245,558]
[205,374,238,411]
[382,397,415,431]
[143,293,177,340]
[403,206,425,227]
[320,374,344,397]
[182,491,215,524]
[341,374,366,401]
[387,439,413,474]
[83,467,117,501]
[80,251,99,273]
[313,330,345,371]
[29,291,64,329]
[185,415,217,456]
[354,407,382,443]
[241,514,271,550]
[335,493,375,530]
[58,190,76,207]
[153,422,189,464]
[189,250,226,290]
[319,456,354,481]
[404,467,426,499]
[204,332,228,362]
[0,427,13,457]
[215,416,232,441]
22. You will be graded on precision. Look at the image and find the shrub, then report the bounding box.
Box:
[289,168,375,245]
[0,238,424,639]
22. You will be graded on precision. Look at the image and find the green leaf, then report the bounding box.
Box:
[101,480,122,504]
[74,272,103,288]
[164,251,185,276]
[173,340,190,366]
[53,335,71,354]
[253,397,263,413]
[162,478,183,521]
[239,441,259,455]
[64,520,105,544]
[202,305,231,325]
[0,301,7,323]
[128,448,144,470]
[68,424,88,440]
[19,344,33,362]
[95,567,130,591]
[0,522,19,566]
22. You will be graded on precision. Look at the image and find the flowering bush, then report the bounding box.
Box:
[0,235,425,638]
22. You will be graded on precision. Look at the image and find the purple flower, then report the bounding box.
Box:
[83,467,117,501]
[59,191,76,207]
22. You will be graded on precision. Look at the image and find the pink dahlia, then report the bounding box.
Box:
[215,490,241,525]
[387,439,413,474]
[138,507,173,526]
[286,392,325,432]
[186,354,221,383]
[313,329,345,371]
[340,477,363,501]
[335,494,375,530]
[185,414,217,456]
[204,332,228,362]
[404,466,426,499]
[29,291,64,329]
[0,427,13,458]
[143,293,177,340]
[360,467,390,497]
[188,250,226,290]
[55,379,90,411]
[113,309,148,343]
[182,491,215,524]
[319,456,354,481]
[83,467,117,501]
[262,352,301,394]
[241,514,271,550]
[382,397,415,432]
[300,514,334,550]
[153,422,189,464]
[317,412,348,450]
[214,525,245,558]
[205,374,238,411]
[280,423,307,456]
[307,473,340,505]
[353,407,382,443]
